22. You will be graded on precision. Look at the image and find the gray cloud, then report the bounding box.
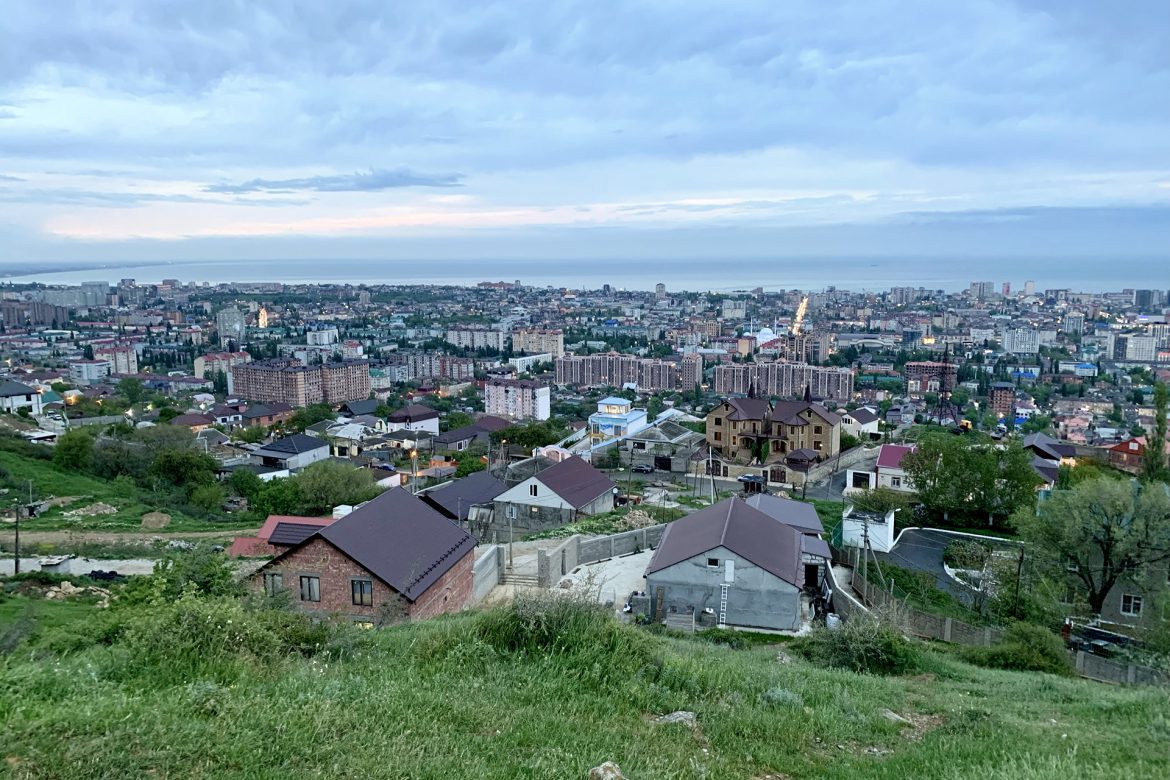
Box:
[0,174,24,181]
[204,168,464,194]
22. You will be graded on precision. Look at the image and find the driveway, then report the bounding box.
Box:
[554,549,653,611]
[875,528,973,602]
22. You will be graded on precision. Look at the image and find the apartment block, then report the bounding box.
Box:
[711,362,854,403]
[485,379,551,421]
[445,327,507,351]
[231,358,370,407]
[511,328,564,357]
[94,344,138,375]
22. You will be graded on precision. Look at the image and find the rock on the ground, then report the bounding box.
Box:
[879,708,911,724]
[141,511,171,530]
[655,711,698,728]
[588,761,625,779]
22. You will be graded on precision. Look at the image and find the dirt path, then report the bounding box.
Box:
[1,528,259,545]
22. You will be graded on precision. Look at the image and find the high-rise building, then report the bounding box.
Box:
[655,282,666,300]
[94,344,138,375]
[511,328,565,357]
[711,362,853,403]
[194,352,252,391]
[445,327,507,351]
[969,281,994,300]
[231,359,370,407]
[216,308,246,344]
[1113,335,1157,363]
[485,379,551,421]
[1061,312,1085,336]
[1023,280,1035,296]
[1002,328,1041,354]
[1134,290,1163,311]
[990,383,1016,419]
[903,361,958,398]
[1002,282,1011,297]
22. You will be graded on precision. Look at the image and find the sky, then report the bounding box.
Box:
[1,0,1168,266]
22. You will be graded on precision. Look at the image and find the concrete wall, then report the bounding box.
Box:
[805,445,877,484]
[471,545,506,604]
[647,546,801,631]
[535,525,670,586]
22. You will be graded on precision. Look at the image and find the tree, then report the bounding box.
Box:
[227,468,263,502]
[901,434,1041,527]
[1141,381,1168,483]
[850,487,911,515]
[294,461,381,515]
[52,429,94,471]
[1017,478,1170,617]
[117,377,146,405]
[443,411,474,432]
[233,425,266,444]
[156,407,181,423]
[288,403,335,433]
[252,476,305,517]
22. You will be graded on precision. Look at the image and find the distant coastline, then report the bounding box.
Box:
[0,255,1164,294]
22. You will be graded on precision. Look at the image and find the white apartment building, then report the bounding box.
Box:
[485,379,551,421]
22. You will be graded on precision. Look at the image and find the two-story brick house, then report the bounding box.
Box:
[250,487,477,625]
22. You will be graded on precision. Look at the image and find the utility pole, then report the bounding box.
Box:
[1013,545,1025,618]
[14,480,33,576]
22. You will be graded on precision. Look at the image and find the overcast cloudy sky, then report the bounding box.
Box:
[1,0,1168,264]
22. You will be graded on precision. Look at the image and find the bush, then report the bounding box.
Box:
[792,613,921,675]
[696,627,747,650]
[944,539,990,570]
[961,622,1073,676]
[475,592,653,683]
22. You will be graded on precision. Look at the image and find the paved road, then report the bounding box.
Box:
[874,528,1022,605]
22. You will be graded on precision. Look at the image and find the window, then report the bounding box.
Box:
[299,575,320,603]
[351,579,373,606]
[714,417,722,426]
[506,505,517,519]
[891,476,902,488]
[1121,594,1143,617]
[707,558,720,568]
[714,432,722,442]
[814,425,823,435]
[814,441,823,450]
[529,484,538,497]
[264,572,283,596]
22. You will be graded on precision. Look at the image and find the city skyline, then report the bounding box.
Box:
[1,1,1168,265]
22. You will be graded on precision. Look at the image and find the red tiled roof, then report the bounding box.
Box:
[876,444,915,470]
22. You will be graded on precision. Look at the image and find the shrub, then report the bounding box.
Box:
[944,540,990,570]
[792,614,921,675]
[696,627,747,650]
[961,622,1073,676]
[475,592,653,682]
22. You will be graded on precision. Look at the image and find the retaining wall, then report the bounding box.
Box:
[471,545,505,604]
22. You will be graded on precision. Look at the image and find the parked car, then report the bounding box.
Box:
[631,463,654,473]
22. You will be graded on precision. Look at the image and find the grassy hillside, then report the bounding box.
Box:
[0,451,254,533]
[1,593,1167,779]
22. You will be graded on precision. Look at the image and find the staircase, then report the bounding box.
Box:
[663,611,696,633]
[503,570,542,588]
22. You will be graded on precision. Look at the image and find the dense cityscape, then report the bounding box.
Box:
[3,0,1169,776]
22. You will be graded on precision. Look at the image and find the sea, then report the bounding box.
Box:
[0,256,1164,293]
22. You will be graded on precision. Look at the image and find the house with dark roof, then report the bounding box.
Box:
[840,406,881,440]
[252,433,331,470]
[491,455,616,536]
[432,415,510,452]
[387,403,440,434]
[704,397,842,484]
[228,514,335,558]
[644,496,818,631]
[249,487,477,625]
[0,379,43,415]
[421,469,507,527]
[340,399,379,417]
[168,412,215,433]
[242,402,294,427]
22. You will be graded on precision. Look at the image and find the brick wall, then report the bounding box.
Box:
[251,537,472,623]
[409,551,474,620]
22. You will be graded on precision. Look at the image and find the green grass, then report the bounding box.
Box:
[0,452,255,533]
[806,498,845,536]
[866,563,991,625]
[0,593,101,639]
[1,598,1167,778]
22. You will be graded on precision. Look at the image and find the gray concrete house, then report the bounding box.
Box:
[645,497,814,631]
[252,433,331,471]
[491,455,615,537]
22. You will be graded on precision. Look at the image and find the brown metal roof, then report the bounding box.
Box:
[744,493,825,535]
[423,470,507,520]
[533,456,616,510]
[646,497,801,585]
[312,487,476,601]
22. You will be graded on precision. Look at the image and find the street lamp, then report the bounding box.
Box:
[409,448,418,494]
